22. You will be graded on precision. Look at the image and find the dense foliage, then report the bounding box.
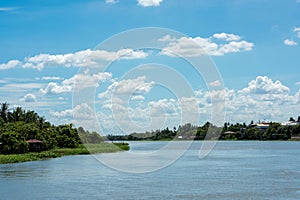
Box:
[0,103,103,154]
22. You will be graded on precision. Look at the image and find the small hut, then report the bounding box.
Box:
[27,139,44,152]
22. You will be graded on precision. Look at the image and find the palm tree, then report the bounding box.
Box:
[0,102,9,122]
[24,110,38,123]
[12,107,24,122]
[38,116,45,129]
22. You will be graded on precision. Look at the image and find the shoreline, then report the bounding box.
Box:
[115,139,300,142]
[0,143,129,164]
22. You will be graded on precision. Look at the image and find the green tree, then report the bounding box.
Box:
[289,117,295,122]
[0,102,9,123]
[0,131,29,154]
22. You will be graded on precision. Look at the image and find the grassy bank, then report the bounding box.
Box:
[0,142,129,164]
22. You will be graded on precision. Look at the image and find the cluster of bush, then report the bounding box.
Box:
[0,103,103,154]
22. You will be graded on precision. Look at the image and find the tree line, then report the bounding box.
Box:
[107,118,300,141]
[0,103,103,154]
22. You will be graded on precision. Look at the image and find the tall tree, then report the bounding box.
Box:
[0,102,9,122]
[289,117,295,122]
[12,107,24,122]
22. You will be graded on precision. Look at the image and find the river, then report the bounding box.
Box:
[1,141,300,199]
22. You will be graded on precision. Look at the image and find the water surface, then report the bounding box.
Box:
[1,141,300,199]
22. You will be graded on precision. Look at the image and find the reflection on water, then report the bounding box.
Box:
[0,141,300,200]
[0,163,50,178]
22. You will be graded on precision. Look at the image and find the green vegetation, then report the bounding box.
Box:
[108,118,300,141]
[0,103,129,164]
[0,143,129,164]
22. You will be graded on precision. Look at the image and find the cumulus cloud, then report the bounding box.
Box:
[50,103,100,131]
[50,103,93,118]
[160,33,254,57]
[0,60,21,70]
[64,72,112,90]
[148,98,178,116]
[158,35,176,42]
[114,76,154,95]
[208,80,222,87]
[213,33,241,41]
[20,93,36,102]
[240,76,289,95]
[48,75,300,133]
[98,76,154,100]
[294,27,300,38]
[137,0,163,7]
[0,48,149,71]
[40,82,72,94]
[294,27,300,32]
[131,95,145,101]
[284,39,298,46]
[40,72,112,94]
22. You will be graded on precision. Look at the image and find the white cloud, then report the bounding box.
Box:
[131,95,145,101]
[20,93,36,102]
[1,48,149,71]
[213,33,241,41]
[294,27,300,38]
[40,72,112,94]
[114,76,154,95]
[0,60,21,70]
[50,103,93,118]
[148,98,178,116]
[89,48,149,61]
[106,0,118,4]
[98,76,154,99]
[219,41,254,53]
[37,76,64,81]
[50,103,99,131]
[240,76,290,95]
[208,80,222,87]
[23,49,93,70]
[158,35,176,42]
[195,76,299,123]
[42,76,64,81]
[294,27,300,32]
[160,33,254,57]
[284,39,298,46]
[40,82,72,94]
[47,75,300,133]
[137,0,163,7]
[63,72,112,90]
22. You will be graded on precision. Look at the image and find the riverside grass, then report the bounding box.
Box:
[0,143,129,164]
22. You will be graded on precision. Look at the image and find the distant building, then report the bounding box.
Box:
[255,122,270,131]
[223,131,236,135]
[281,121,300,126]
[27,139,44,152]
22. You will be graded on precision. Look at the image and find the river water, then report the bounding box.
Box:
[1,141,300,199]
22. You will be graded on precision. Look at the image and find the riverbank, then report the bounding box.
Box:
[0,143,129,164]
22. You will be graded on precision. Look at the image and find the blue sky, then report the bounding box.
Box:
[1,0,300,134]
